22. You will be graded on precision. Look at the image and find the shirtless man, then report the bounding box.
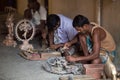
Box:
[64,15,116,64]
[64,14,117,79]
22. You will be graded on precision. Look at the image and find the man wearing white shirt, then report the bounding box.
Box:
[24,0,47,47]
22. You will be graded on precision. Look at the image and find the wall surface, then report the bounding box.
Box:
[102,0,120,65]
[49,0,96,21]
[17,0,27,15]
[102,0,120,44]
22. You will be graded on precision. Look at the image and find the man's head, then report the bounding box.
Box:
[73,15,90,33]
[33,1,40,11]
[47,14,60,32]
[27,0,38,9]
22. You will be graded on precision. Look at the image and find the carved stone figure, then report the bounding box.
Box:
[15,19,35,50]
[3,13,17,47]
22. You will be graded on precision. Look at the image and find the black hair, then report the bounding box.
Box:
[73,15,90,28]
[47,14,60,32]
[34,1,40,11]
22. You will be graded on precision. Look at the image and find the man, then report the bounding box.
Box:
[47,14,78,50]
[64,14,116,63]
[24,0,47,47]
[22,14,78,60]
[64,15,117,79]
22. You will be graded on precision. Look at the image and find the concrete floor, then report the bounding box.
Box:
[0,13,120,80]
[0,34,120,80]
[0,34,62,80]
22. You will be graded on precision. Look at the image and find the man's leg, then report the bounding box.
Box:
[100,50,117,80]
[41,27,48,48]
[104,54,117,79]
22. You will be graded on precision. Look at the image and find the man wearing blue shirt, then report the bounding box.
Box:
[47,14,78,49]
[21,14,78,60]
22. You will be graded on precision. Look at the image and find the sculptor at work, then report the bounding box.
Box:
[64,15,116,64]
[64,15,117,79]
[47,14,78,50]
[22,14,78,60]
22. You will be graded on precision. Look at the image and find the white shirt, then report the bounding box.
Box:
[31,6,47,25]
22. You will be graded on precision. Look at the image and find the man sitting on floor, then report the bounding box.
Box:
[64,14,117,79]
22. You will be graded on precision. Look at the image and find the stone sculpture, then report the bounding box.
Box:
[15,19,35,50]
[3,13,17,47]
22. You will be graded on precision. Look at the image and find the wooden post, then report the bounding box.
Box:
[96,0,102,25]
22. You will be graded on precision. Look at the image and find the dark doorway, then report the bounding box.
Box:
[0,0,17,12]
[7,0,17,8]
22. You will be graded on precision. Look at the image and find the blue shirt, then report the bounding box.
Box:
[54,14,78,44]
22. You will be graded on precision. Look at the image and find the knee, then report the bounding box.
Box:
[92,58,101,64]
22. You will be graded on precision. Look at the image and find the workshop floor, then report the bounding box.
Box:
[0,34,63,80]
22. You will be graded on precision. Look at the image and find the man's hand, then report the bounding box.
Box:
[50,44,59,50]
[42,32,46,39]
[65,56,77,62]
[64,42,72,49]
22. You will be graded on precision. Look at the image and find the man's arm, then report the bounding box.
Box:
[39,20,46,29]
[66,29,101,62]
[48,31,64,49]
[69,34,78,45]
[48,31,54,46]
[78,29,100,61]
[79,34,89,56]
[64,34,78,48]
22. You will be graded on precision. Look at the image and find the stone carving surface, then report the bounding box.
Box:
[43,57,85,75]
